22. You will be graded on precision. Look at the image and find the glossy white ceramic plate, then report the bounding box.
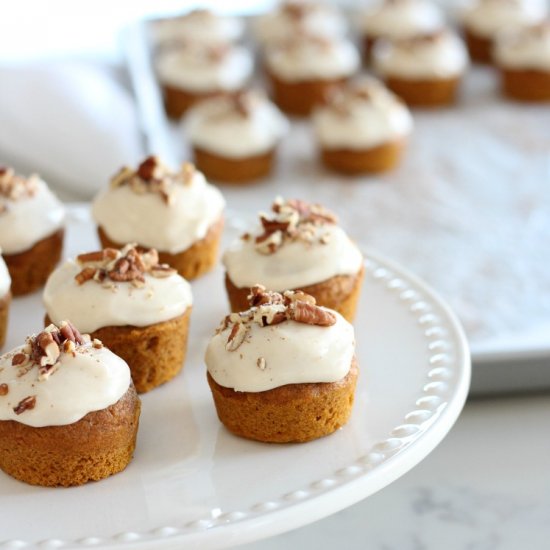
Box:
[0,206,470,550]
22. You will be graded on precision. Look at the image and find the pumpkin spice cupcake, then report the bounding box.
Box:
[93,156,225,281]
[0,254,11,349]
[155,41,254,119]
[206,286,358,443]
[460,0,547,63]
[43,245,193,393]
[185,90,289,183]
[0,167,64,296]
[494,21,550,101]
[313,78,413,174]
[223,198,364,322]
[265,33,360,116]
[0,321,140,487]
[373,29,469,107]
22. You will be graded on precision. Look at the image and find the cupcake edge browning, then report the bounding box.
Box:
[0,292,10,349]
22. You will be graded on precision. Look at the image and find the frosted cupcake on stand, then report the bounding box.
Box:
[155,41,254,119]
[373,29,469,107]
[313,78,413,174]
[494,21,550,101]
[185,90,289,184]
[460,0,547,63]
[0,255,11,348]
[0,167,64,296]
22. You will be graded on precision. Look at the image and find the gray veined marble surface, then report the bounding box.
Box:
[240,394,550,550]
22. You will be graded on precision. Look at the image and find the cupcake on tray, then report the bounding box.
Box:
[0,167,64,296]
[155,41,253,119]
[205,285,358,443]
[254,0,348,48]
[92,156,225,281]
[494,21,550,101]
[185,90,289,184]
[359,0,445,60]
[312,78,413,174]
[460,0,547,63]
[0,321,140,486]
[43,244,193,393]
[265,33,360,116]
[223,198,364,322]
[373,29,469,107]
[0,254,11,349]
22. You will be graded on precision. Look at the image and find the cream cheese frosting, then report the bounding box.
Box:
[43,246,193,333]
[373,30,469,79]
[223,198,363,290]
[494,21,550,70]
[205,287,355,392]
[265,35,360,82]
[0,322,131,427]
[360,0,445,40]
[92,158,225,254]
[461,0,548,37]
[254,1,347,47]
[0,168,65,255]
[185,90,289,158]
[155,42,253,93]
[313,78,414,149]
[0,253,10,297]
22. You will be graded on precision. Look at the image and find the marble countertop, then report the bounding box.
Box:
[241,394,550,550]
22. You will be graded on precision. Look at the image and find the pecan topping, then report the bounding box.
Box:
[11,353,27,366]
[0,383,8,396]
[291,301,336,326]
[75,244,176,287]
[0,167,39,209]
[13,396,36,415]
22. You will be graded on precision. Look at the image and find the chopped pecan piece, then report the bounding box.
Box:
[291,301,336,326]
[13,396,36,415]
[0,383,8,396]
[11,353,28,366]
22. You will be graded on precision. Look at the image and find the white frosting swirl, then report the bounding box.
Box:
[224,224,363,290]
[155,43,253,92]
[185,92,289,158]
[0,253,10,297]
[43,259,193,333]
[461,0,548,38]
[205,311,355,392]
[0,341,131,427]
[92,169,225,254]
[0,178,65,255]
[265,36,360,82]
[494,22,550,70]
[373,30,469,78]
[360,0,445,39]
[313,79,414,149]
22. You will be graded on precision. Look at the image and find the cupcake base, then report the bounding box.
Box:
[0,385,140,487]
[225,264,365,323]
[4,229,64,296]
[384,75,461,107]
[0,292,10,349]
[268,71,348,116]
[500,68,550,102]
[161,84,224,119]
[207,358,358,443]
[97,216,224,281]
[464,28,493,64]
[320,139,406,175]
[193,147,275,184]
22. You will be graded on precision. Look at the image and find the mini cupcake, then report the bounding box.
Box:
[43,245,193,393]
[313,78,413,174]
[185,90,289,183]
[373,29,469,107]
[0,321,140,486]
[223,198,364,322]
[254,0,347,48]
[460,0,547,63]
[494,21,550,101]
[0,167,64,296]
[359,0,445,60]
[206,286,358,443]
[152,9,244,48]
[265,34,360,115]
[92,157,225,281]
[0,254,11,349]
[155,41,254,119]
